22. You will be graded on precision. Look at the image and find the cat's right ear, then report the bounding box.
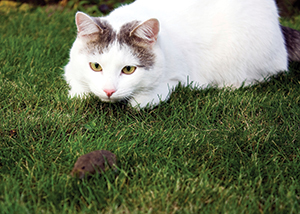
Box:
[75,12,103,37]
[130,18,160,48]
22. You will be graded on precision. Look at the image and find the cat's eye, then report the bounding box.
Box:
[122,66,136,75]
[89,62,102,72]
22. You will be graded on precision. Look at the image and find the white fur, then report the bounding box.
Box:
[64,0,288,108]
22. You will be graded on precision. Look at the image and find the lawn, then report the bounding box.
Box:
[0,4,300,214]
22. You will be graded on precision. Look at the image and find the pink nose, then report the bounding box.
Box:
[103,89,116,98]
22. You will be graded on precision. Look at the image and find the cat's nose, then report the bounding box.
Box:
[104,89,116,98]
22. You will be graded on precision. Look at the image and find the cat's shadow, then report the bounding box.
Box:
[252,61,300,93]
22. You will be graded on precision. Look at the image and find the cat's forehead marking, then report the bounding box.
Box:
[86,19,117,54]
[84,20,155,69]
[117,21,155,69]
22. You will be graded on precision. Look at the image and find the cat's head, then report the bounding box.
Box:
[67,12,164,105]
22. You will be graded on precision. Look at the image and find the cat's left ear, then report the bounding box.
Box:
[130,18,160,48]
[75,12,103,37]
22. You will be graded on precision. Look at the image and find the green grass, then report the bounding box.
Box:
[0,5,300,214]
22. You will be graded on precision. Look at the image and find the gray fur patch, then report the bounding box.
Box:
[84,19,117,54]
[117,21,156,69]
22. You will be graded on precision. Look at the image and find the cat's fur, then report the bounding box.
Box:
[64,0,300,108]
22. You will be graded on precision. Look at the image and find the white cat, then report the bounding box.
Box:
[64,0,300,108]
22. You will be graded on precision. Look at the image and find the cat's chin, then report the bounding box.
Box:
[99,97,118,103]
[98,96,129,104]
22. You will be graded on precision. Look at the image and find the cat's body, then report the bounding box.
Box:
[64,0,299,108]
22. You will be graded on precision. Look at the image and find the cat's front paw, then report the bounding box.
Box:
[129,94,163,109]
[68,90,88,99]
[129,99,155,109]
[129,86,173,109]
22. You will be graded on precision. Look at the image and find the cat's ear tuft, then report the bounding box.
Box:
[130,18,160,47]
[76,12,103,37]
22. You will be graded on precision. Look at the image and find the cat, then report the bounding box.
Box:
[64,0,300,108]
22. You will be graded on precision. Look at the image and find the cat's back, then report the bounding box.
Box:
[106,0,278,24]
[103,0,201,28]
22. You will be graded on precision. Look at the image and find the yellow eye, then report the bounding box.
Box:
[89,62,102,72]
[122,66,136,74]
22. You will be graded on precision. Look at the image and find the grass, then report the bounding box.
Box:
[0,4,300,214]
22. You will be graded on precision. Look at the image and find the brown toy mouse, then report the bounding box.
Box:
[71,150,117,179]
